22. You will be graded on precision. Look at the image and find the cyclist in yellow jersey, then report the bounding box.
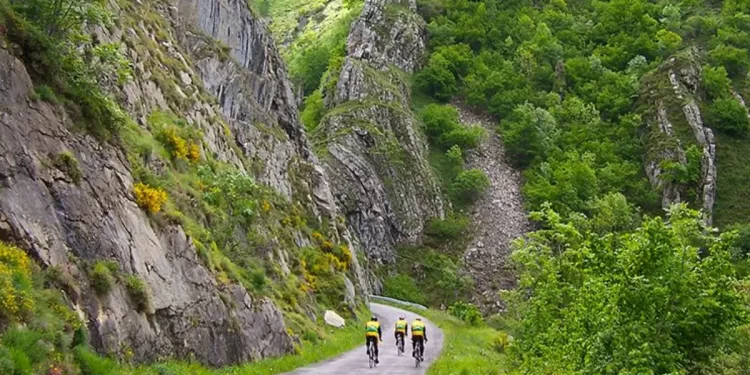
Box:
[365,316,382,363]
[394,315,408,348]
[411,317,427,361]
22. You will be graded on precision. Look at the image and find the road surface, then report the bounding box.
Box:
[284,303,444,374]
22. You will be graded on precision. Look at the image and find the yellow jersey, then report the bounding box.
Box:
[365,321,380,337]
[395,319,408,334]
[411,320,425,337]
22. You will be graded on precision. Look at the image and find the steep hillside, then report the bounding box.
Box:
[314,0,445,270]
[0,0,369,368]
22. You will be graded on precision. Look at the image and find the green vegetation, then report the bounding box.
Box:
[124,276,150,313]
[506,204,749,374]
[89,261,116,296]
[706,97,750,137]
[1,0,128,141]
[52,151,83,185]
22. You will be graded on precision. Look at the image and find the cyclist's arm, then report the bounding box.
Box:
[424,326,428,341]
[378,326,382,340]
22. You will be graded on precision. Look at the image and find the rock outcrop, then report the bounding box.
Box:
[641,51,717,223]
[0,0,372,366]
[0,48,292,366]
[319,0,444,268]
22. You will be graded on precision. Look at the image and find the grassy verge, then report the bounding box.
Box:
[127,317,366,375]
[374,301,508,375]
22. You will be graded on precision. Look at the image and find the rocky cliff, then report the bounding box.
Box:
[0,0,369,366]
[317,0,444,271]
[640,50,718,224]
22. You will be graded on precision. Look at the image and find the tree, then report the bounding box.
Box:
[702,65,732,100]
[449,169,490,206]
[11,0,107,40]
[706,97,750,137]
[709,44,750,78]
[507,204,749,374]
[500,103,559,167]
[416,53,458,101]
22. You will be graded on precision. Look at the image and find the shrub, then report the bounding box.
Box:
[448,301,484,326]
[124,276,150,313]
[382,274,428,306]
[133,182,168,214]
[702,65,732,100]
[53,151,83,185]
[89,261,115,296]
[187,142,201,162]
[33,84,58,104]
[0,241,34,322]
[449,169,490,205]
[493,331,512,353]
[161,127,189,160]
[706,97,750,137]
[301,90,326,131]
[1,328,46,371]
[420,104,484,150]
[425,214,470,240]
[74,346,119,375]
[416,53,458,101]
[710,44,750,78]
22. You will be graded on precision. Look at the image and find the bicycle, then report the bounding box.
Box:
[414,339,425,368]
[396,335,405,356]
[367,340,377,368]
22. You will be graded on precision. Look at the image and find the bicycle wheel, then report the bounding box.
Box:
[368,342,374,368]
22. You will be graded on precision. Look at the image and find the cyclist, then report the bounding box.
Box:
[394,315,408,350]
[411,317,427,361]
[365,316,382,364]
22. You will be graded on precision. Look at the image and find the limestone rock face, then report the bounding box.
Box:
[320,0,444,268]
[0,49,293,366]
[640,50,717,223]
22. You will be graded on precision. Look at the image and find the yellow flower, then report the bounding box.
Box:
[133,182,168,213]
[187,142,201,162]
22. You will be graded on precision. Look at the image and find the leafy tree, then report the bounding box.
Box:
[449,169,490,205]
[11,0,107,40]
[702,65,733,100]
[656,29,683,55]
[420,104,484,150]
[706,97,750,137]
[416,53,458,101]
[709,44,750,77]
[507,204,749,374]
[500,103,559,167]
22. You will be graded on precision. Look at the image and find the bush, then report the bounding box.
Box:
[74,346,119,375]
[53,151,83,185]
[421,104,484,150]
[133,182,168,214]
[710,44,750,78]
[89,261,115,296]
[301,90,326,131]
[706,98,750,137]
[449,169,490,205]
[124,276,150,313]
[0,241,35,322]
[416,54,458,102]
[493,331,512,353]
[33,84,59,104]
[702,65,732,100]
[500,103,559,168]
[382,274,428,306]
[425,214,470,240]
[448,301,484,326]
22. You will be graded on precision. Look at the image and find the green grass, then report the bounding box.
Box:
[375,300,508,374]
[123,311,368,375]
[713,132,750,228]
[423,309,507,375]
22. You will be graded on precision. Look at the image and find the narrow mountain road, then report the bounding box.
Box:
[454,99,529,312]
[283,303,444,374]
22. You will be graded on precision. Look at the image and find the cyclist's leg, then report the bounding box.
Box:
[411,337,417,356]
[419,337,425,358]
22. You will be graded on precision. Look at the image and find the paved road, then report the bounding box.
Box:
[284,303,444,374]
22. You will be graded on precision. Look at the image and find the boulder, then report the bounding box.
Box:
[324,310,346,328]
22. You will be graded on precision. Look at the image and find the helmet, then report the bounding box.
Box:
[371,316,378,321]
[399,316,405,320]
[416,317,422,321]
